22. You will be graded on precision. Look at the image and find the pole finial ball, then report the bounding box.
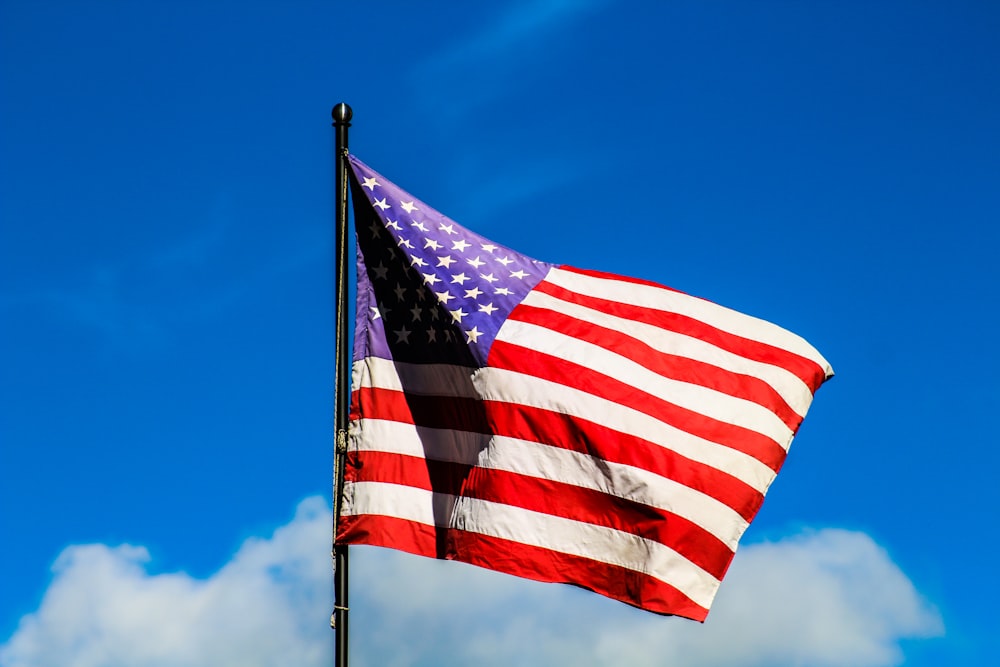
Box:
[332,103,353,124]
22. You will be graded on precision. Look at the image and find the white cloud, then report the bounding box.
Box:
[0,498,332,667]
[585,530,944,667]
[1,498,942,667]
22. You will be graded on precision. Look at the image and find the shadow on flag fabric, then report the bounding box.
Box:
[336,154,833,622]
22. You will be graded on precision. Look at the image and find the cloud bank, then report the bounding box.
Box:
[1,498,941,667]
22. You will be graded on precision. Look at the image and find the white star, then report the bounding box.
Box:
[467,256,485,269]
[362,176,379,191]
[373,198,390,211]
[410,256,427,267]
[497,256,513,266]
[452,239,471,252]
[439,223,457,235]
[481,243,497,253]
[422,273,441,285]
[480,272,498,283]
[394,326,411,344]
[478,302,498,315]
[450,272,470,285]
[385,219,402,231]
[411,221,428,232]
[495,287,512,296]
[424,238,442,251]
[372,262,389,280]
[435,290,455,304]
[449,307,468,323]
[437,255,456,268]
[510,269,528,279]
[398,238,413,249]
[465,326,483,344]
[464,286,483,299]
[369,306,381,320]
[401,201,418,214]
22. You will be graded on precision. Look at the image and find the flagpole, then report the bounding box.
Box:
[331,101,353,667]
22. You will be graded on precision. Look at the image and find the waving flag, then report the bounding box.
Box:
[336,155,833,621]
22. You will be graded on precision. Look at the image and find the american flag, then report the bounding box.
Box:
[336,154,833,621]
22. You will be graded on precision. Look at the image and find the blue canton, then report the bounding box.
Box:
[349,155,553,367]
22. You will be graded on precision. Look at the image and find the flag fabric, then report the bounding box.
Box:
[336,154,833,621]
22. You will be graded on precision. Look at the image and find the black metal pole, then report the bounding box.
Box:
[331,101,352,667]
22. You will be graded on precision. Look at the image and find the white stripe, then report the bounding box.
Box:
[343,480,721,609]
[354,357,778,492]
[545,267,833,377]
[496,319,795,447]
[351,416,487,465]
[520,289,814,418]
[351,417,748,549]
[352,356,477,395]
[341,479,438,527]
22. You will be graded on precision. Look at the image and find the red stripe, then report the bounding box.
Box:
[344,449,471,495]
[351,387,765,521]
[508,303,803,430]
[535,273,828,393]
[337,513,443,559]
[348,451,735,578]
[353,385,488,432]
[339,512,710,621]
[490,338,790,468]
[452,529,710,620]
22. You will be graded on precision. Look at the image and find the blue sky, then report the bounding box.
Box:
[1,1,997,665]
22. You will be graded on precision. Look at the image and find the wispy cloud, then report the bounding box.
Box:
[442,151,589,230]
[1,498,942,667]
[394,0,612,223]
[410,0,609,122]
[416,0,607,77]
